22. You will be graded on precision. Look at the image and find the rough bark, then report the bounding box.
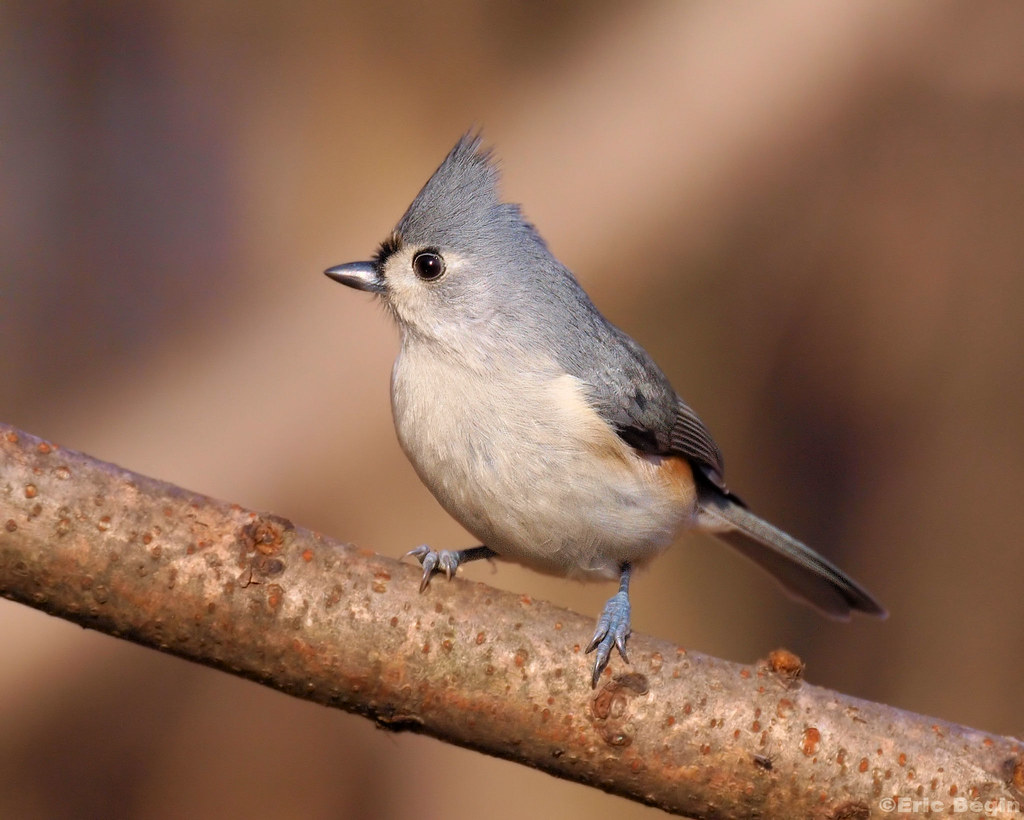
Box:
[1,422,1021,818]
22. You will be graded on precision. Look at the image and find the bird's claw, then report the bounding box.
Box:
[403,545,461,592]
[585,590,632,687]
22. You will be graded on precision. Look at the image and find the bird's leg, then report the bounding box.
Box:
[585,563,633,687]
[403,545,497,592]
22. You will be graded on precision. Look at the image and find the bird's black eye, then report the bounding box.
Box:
[412,250,445,281]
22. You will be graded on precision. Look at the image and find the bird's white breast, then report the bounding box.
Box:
[390,339,697,580]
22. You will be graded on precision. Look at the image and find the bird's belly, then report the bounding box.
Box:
[391,353,697,580]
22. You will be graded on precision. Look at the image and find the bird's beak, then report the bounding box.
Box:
[324,261,385,293]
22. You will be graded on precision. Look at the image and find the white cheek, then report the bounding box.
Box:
[381,252,419,316]
[384,253,475,343]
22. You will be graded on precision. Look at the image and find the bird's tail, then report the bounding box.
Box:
[696,490,886,620]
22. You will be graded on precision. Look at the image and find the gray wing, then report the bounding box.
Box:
[560,320,727,490]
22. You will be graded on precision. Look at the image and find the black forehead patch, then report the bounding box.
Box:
[373,233,402,270]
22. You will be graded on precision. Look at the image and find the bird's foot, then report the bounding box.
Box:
[402,545,495,592]
[585,589,631,687]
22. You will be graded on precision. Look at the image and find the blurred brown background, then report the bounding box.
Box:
[2,2,1023,818]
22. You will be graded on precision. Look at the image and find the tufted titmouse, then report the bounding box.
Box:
[325,134,885,687]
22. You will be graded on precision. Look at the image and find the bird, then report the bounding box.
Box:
[325,133,886,687]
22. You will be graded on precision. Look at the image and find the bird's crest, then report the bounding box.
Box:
[395,133,525,254]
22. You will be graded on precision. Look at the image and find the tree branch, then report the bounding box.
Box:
[1,421,1021,818]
